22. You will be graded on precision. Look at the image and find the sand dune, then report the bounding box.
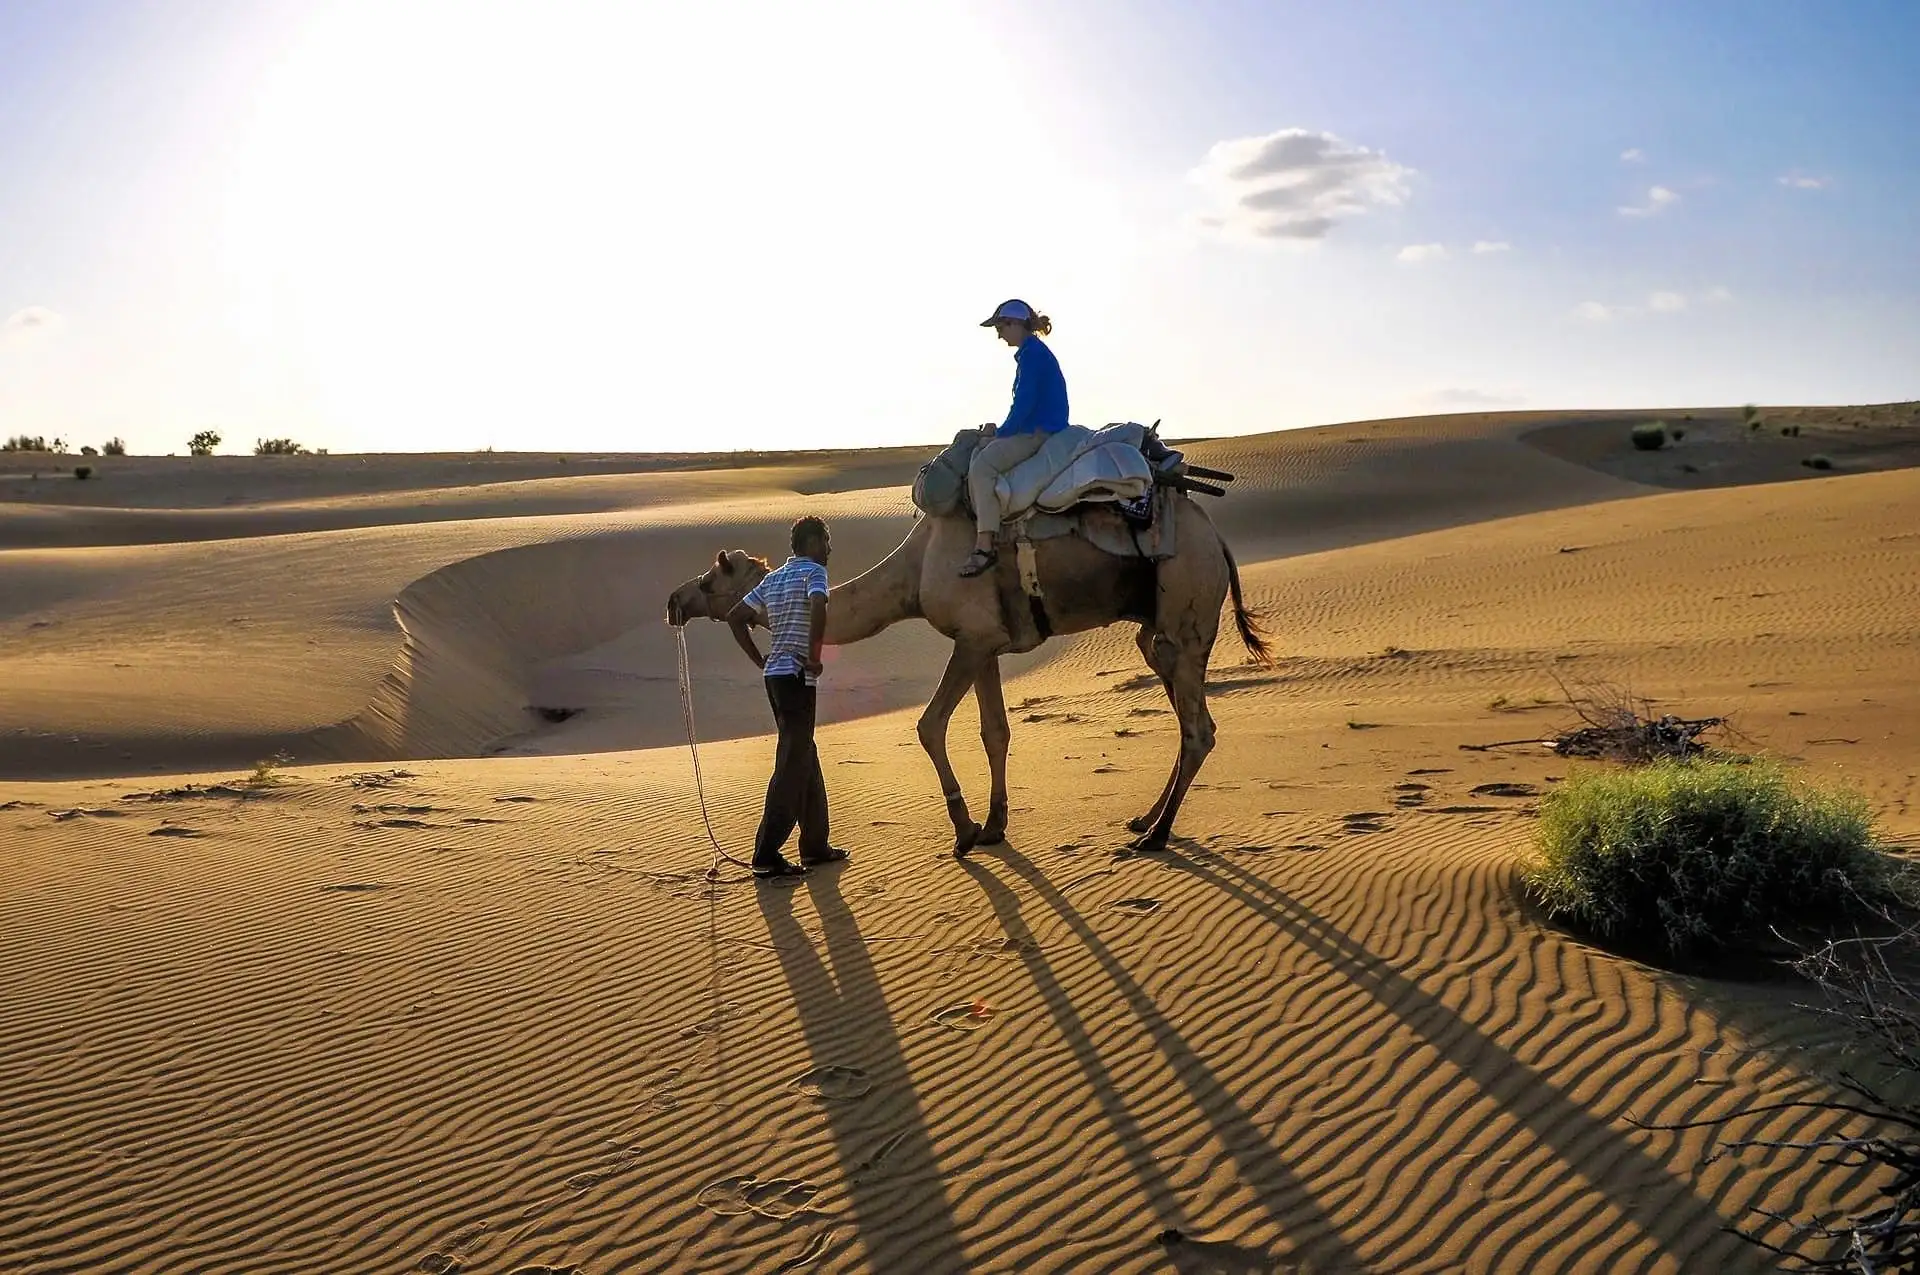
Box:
[3,405,1919,1272]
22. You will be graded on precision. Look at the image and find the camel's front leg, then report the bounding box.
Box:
[918,645,988,856]
[973,657,1011,845]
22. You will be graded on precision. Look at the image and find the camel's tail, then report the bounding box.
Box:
[1222,540,1274,666]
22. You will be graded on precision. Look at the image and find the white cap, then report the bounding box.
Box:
[980,299,1035,327]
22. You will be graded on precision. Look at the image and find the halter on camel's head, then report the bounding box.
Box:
[664,549,770,627]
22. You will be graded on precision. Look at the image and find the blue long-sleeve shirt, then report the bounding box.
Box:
[999,335,1070,436]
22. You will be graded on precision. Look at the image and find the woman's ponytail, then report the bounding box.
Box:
[1029,313,1052,336]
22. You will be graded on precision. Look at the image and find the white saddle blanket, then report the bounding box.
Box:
[993,423,1152,519]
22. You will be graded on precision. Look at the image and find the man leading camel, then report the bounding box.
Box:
[958,299,1071,578]
[726,516,851,879]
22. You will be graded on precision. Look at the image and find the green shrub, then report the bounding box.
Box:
[1521,760,1902,963]
[188,430,221,456]
[1630,422,1667,451]
[253,438,307,456]
[1803,454,1834,470]
[73,465,93,480]
[102,438,127,456]
[3,435,48,452]
[1669,425,1686,441]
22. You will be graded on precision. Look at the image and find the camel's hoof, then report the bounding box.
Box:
[1127,831,1170,855]
[978,821,1007,846]
[953,822,983,859]
[1126,814,1155,835]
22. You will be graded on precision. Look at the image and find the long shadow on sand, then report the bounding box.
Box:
[967,844,1372,1273]
[1146,844,1763,1272]
[756,872,969,1271]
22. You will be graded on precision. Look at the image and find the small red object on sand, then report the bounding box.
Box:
[970,999,993,1018]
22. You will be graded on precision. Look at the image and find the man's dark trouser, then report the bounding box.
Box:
[754,673,829,864]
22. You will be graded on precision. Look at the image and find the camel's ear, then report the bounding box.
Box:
[714,551,730,575]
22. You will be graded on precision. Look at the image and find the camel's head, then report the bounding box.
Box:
[665,549,771,627]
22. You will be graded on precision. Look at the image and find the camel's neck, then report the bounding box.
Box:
[824,520,926,646]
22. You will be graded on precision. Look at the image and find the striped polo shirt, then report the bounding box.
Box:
[743,556,829,685]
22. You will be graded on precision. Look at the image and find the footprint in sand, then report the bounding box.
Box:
[0,800,43,811]
[320,882,388,893]
[1341,812,1389,834]
[49,808,127,821]
[418,1255,462,1274]
[506,1267,580,1275]
[494,795,539,803]
[1470,782,1540,798]
[1110,897,1162,915]
[696,1175,820,1218]
[789,1064,872,1100]
[1393,783,1430,807]
[148,825,207,838]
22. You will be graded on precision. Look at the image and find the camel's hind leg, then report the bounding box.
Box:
[1128,624,1182,836]
[973,658,1012,845]
[919,644,990,857]
[1128,636,1218,853]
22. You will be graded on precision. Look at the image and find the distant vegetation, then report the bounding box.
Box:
[73,465,93,480]
[1743,403,1764,432]
[188,430,221,456]
[1803,454,1834,470]
[1523,759,1903,964]
[253,438,307,456]
[102,438,126,456]
[3,435,67,453]
[1629,421,1667,451]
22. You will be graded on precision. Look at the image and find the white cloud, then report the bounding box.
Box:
[1618,186,1679,217]
[1620,148,1645,163]
[1470,240,1510,254]
[1396,243,1448,263]
[1574,285,1730,322]
[1,306,65,346]
[1778,173,1828,190]
[1191,127,1413,241]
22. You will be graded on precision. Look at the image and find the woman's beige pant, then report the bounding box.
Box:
[967,431,1048,537]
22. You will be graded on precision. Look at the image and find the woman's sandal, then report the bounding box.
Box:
[958,547,998,578]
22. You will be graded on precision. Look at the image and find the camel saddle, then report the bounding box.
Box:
[909,424,1188,654]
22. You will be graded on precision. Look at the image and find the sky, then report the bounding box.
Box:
[1,0,1915,456]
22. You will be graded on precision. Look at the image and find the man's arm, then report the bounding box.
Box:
[726,600,765,669]
[804,592,827,676]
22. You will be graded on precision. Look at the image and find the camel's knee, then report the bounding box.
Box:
[979,714,1011,752]
[916,712,946,752]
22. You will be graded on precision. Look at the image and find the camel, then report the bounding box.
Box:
[664,498,1271,855]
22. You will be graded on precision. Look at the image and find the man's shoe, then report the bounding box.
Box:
[800,846,850,867]
[752,858,807,880]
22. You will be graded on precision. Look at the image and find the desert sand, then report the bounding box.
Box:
[5,403,1920,1273]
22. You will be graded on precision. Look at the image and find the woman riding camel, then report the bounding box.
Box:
[958,299,1070,578]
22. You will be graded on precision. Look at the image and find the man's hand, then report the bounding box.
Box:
[726,600,766,670]
[802,657,824,677]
